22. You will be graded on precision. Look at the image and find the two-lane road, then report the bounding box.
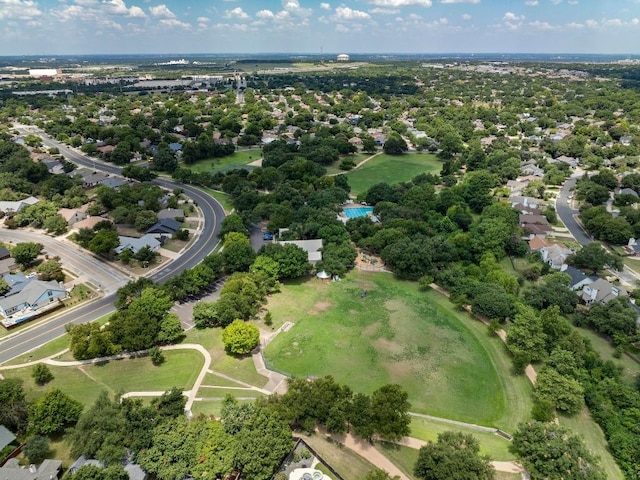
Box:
[556,174,593,246]
[0,128,225,364]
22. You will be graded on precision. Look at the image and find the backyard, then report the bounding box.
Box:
[344,153,442,195]
[264,270,532,431]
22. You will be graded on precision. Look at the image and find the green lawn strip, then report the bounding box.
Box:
[198,187,234,212]
[494,473,522,480]
[559,408,624,480]
[624,256,640,274]
[186,150,260,174]
[409,417,515,461]
[265,270,531,429]
[295,433,378,479]
[183,327,268,387]
[576,327,640,386]
[200,373,248,388]
[191,398,259,418]
[374,442,419,480]
[197,386,263,396]
[2,349,203,407]
[345,153,441,195]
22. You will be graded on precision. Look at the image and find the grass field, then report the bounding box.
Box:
[2,349,203,407]
[199,187,234,213]
[577,327,640,386]
[186,149,260,174]
[345,153,441,195]
[265,271,532,429]
[559,408,624,480]
[409,417,514,461]
[191,398,259,418]
[375,442,419,479]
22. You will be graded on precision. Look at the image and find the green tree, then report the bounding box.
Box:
[259,243,311,279]
[510,421,605,480]
[219,213,248,237]
[568,242,623,273]
[221,237,256,273]
[29,388,83,435]
[88,229,119,256]
[192,301,218,328]
[222,320,260,355]
[134,210,158,231]
[156,313,184,344]
[506,306,547,371]
[370,384,411,441]
[31,363,54,385]
[414,431,495,480]
[533,367,584,416]
[23,435,50,464]
[366,469,400,480]
[383,136,408,155]
[43,214,68,235]
[0,378,28,433]
[37,259,65,282]
[11,242,42,268]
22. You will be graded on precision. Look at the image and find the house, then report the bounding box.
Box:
[69,455,147,480]
[540,243,572,269]
[0,247,11,260]
[560,264,597,291]
[0,276,68,328]
[581,278,628,304]
[72,216,107,231]
[0,425,16,451]
[0,196,39,214]
[625,238,640,256]
[168,142,182,152]
[74,169,109,188]
[510,196,541,210]
[41,157,65,175]
[146,218,181,237]
[528,237,549,253]
[616,187,639,198]
[280,239,323,265]
[100,177,128,189]
[620,136,633,146]
[519,214,549,226]
[0,458,62,480]
[57,207,88,226]
[156,208,185,220]
[115,234,161,256]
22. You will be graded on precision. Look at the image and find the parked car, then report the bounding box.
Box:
[263,232,274,240]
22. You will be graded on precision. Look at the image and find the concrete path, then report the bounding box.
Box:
[408,412,497,433]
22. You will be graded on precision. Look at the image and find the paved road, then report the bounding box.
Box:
[556,174,593,246]
[0,127,225,364]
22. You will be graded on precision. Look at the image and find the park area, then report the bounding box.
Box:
[186,149,261,174]
[265,270,532,432]
[344,153,442,195]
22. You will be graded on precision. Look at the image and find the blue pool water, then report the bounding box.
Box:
[343,206,374,218]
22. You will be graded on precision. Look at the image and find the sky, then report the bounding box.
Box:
[1,0,640,55]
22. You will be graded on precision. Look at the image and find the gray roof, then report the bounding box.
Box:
[100,178,127,189]
[156,208,184,220]
[146,218,181,235]
[0,459,61,480]
[115,234,161,255]
[0,279,66,312]
[0,425,16,450]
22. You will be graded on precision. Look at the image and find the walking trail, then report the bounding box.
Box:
[328,151,382,176]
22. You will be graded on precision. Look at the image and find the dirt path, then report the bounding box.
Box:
[328,152,383,176]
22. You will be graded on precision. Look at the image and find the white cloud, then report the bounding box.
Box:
[524,0,538,5]
[566,21,584,28]
[281,0,312,17]
[224,7,248,19]
[128,6,146,18]
[529,20,552,29]
[440,0,479,3]
[320,2,331,9]
[334,6,371,21]
[633,17,639,25]
[159,18,190,28]
[103,0,145,17]
[370,7,400,14]
[368,0,432,7]
[256,9,275,19]
[335,23,349,32]
[0,0,42,20]
[550,0,562,4]
[149,4,175,18]
[461,13,471,20]
[585,19,598,27]
[503,11,524,21]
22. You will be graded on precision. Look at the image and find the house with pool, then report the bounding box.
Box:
[338,203,378,223]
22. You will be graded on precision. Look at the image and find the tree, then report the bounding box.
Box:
[414,431,495,480]
[510,421,605,480]
[151,387,186,418]
[221,236,256,273]
[222,320,260,355]
[149,346,165,365]
[370,384,411,441]
[0,378,29,433]
[533,367,584,415]
[156,313,184,344]
[366,470,400,480]
[506,306,547,371]
[383,136,408,155]
[134,210,158,231]
[259,243,311,279]
[88,229,119,256]
[193,301,218,328]
[11,242,42,268]
[23,435,50,464]
[219,213,248,237]
[29,388,83,435]
[43,214,68,235]
[31,363,54,385]
[37,260,65,282]
[568,242,623,273]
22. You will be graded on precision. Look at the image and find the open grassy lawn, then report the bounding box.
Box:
[295,433,378,479]
[187,149,261,174]
[199,187,234,213]
[375,442,419,479]
[265,270,532,429]
[191,398,259,418]
[624,256,640,274]
[345,153,441,195]
[559,408,624,480]
[183,327,268,388]
[577,327,640,386]
[409,417,515,461]
[2,349,203,407]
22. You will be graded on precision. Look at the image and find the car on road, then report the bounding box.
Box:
[263,232,274,240]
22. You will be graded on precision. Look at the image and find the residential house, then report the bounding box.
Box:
[100,177,128,189]
[581,278,628,304]
[41,157,65,175]
[510,196,542,210]
[115,234,161,256]
[279,239,323,265]
[560,264,597,291]
[0,247,11,260]
[0,196,39,214]
[616,187,639,199]
[0,459,62,480]
[146,218,181,237]
[528,237,549,253]
[0,275,68,327]
[57,207,88,226]
[625,238,640,256]
[72,216,106,231]
[0,425,16,451]
[74,169,109,188]
[620,136,633,146]
[157,208,185,220]
[540,243,572,269]
[69,456,147,480]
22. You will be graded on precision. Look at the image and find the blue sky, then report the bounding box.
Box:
[1,0,640,55]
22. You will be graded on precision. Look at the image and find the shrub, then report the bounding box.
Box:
[149,346,165,365]
[222,320,260,355]
[31,364,53,385]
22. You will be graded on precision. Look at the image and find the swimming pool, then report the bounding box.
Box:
[343,206,374,219]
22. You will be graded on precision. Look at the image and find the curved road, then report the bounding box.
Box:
[556,174,592,246]
[0,127,225,364]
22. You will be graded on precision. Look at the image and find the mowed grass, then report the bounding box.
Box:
[559,408,624,480]
[345,153,441,195]
[1,349,203,407]
[265,271,532,429]
[577,327,640,386]
[199,187,234,213]
[375,442,419,479]
[186,149,261,174]
[409,417,515,461]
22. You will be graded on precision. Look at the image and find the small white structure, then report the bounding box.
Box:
[29,68,60,77]
[336,54,350,62]
[289,468,331,480]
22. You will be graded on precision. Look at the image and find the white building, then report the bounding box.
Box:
[337,54,350,62]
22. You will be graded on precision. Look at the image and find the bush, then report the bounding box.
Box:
[264,311,273,327]
[222,320,260,355]
[149,346,165,365]
[31,364,53,385]
[23,436,49,464]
